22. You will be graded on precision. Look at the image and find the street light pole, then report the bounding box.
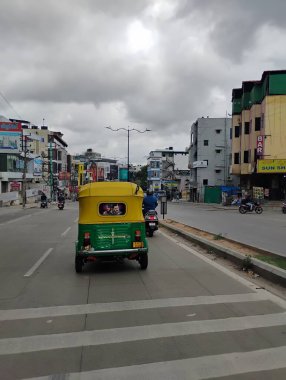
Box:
[106,126,151,182]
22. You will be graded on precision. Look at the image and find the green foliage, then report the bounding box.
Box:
[133,165,147,189]
[242,255,253,271]
[213,233,224,240]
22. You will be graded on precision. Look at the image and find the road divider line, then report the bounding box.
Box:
[24,248,53,277]
[61,226,71,237]
[74,218,78,223]
[0,312,286,355]
[0,214,31,227]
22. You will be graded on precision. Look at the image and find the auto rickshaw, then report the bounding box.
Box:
[75,182,148,273]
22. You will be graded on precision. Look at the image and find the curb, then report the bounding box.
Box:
[160,220,286,287]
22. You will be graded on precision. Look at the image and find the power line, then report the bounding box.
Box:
[0,90,23,119]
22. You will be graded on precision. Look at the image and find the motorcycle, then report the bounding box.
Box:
[239,202,263,214]
[58,201,65,210]
[145,210,158,237]
[282,202,286,214]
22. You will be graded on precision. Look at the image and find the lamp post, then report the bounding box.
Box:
[106,126,151,181]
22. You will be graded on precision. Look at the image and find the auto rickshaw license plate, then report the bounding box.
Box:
[133,242,143,248]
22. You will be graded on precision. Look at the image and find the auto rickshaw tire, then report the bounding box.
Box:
[75,257,83,273]
[139,253,148,270]
[148,230,154,237]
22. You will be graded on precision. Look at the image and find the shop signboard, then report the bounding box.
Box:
[0,122,22,153]
[257,136,264,156]
[257,159,286,173]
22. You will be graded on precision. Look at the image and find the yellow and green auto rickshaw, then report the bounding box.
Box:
[75,182,148,273]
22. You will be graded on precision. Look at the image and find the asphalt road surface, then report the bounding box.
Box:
[164,201,286,257]
[0,202,286,379]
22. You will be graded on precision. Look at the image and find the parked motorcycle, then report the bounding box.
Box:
[239,202,263,214]
[282,202,286,214]
[58,201,65,210]
[145,210,158,237]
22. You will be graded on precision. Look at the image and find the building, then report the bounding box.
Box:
[231,70,286,200]
[147,147,189,197]
[188,117,232,202]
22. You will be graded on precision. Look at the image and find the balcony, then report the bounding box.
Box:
[229,164,241,175]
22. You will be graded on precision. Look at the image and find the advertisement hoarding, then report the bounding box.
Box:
[0,122,22,153]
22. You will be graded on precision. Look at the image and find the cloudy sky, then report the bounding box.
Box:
[1,0,286,164]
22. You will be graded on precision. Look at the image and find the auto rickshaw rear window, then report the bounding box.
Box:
[99,203,126,216]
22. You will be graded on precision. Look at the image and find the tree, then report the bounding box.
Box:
[133,165,147,189]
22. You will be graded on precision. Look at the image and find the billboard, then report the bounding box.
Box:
[119,168,128,181]
[0,122,22,153]
[109,165,118,180]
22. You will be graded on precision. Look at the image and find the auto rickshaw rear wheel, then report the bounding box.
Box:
[139,253,148,270]
[75,257,83,273]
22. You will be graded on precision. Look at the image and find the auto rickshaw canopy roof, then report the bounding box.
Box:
[78,182,144,198]
[78,182,145,224]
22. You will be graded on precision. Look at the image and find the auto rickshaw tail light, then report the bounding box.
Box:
[135,230,141,241]
[83,232,91,249]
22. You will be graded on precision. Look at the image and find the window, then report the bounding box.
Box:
[234,152,240,164]
[255,117,261,131]
[215,169,221,173]
[230,128,232,140]
[243,150,249,163]
[99,203,126,216]
[215,129,222,134]
[215,149,222,153]
[203,179,208,185]
[244,122,250,134]
[204,140,209,146]
[234,125,240,138]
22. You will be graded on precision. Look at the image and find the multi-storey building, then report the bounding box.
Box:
[188,117,232,202]
[231,70,286,200]
[147,147,189,195]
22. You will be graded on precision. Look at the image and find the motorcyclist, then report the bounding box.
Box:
[245,194,254,211]
[58,192,65,203]
[41,193,47,202]
[143,190,158,216]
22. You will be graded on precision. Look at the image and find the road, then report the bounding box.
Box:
[164,201,286,257]
[0,203,286,379]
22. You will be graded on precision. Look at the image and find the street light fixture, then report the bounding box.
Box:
[106,126,151,181]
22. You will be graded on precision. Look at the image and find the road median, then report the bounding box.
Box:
[160,219,286,287]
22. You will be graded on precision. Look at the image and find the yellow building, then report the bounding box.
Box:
[231,70,286,200]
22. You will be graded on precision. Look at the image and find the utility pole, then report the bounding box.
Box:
[21,133,30,208]
[48,135,53,201]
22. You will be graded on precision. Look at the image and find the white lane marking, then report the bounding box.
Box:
[61,226,71,237]
[73,217,78,223]
[0,312,286,355]
[159,230,286,310]
[187,313,196,317]
[0,214,31,227]
[24,248,53,277]
[0,292,270,321]
[26,346,286,380]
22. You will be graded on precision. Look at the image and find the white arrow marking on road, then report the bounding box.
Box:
[24,248,53,277]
